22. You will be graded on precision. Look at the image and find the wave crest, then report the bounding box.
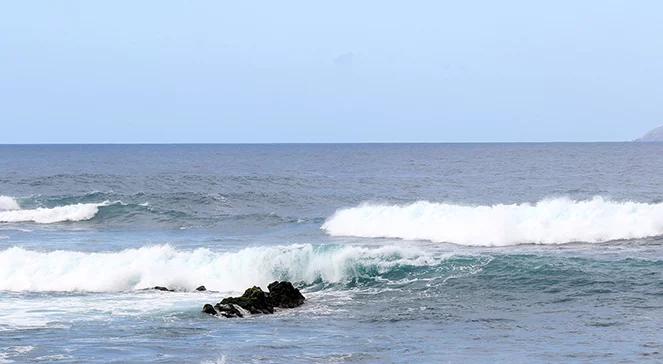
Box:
[0,196,20,211]
[0,244,443,292]
[322,197,663,246]
[0,196,110,223]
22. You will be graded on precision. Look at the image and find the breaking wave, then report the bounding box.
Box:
[0,196,21,211]
[322,197,663,246]
[0,244,447,292]
[0,196,110,224]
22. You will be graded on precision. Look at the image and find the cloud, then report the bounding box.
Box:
[333,52,355,68]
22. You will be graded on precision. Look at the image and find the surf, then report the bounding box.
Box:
[0,196,110,224]
[0,244,447,293]
[322,196,663,246]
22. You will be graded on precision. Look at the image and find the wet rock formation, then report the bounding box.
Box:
[202,281,305,318]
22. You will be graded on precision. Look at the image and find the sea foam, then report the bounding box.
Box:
[322,197,663,246]
[0,244,440,292]
[0,196,20,211]
[0,196,108,223]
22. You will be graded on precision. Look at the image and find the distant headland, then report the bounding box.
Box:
[635,125,663,142]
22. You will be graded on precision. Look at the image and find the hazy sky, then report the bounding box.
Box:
[1,1,662,143]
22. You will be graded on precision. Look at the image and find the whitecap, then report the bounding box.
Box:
[0,200,112,224]
[322,196,663,246]
[0,243,443,292]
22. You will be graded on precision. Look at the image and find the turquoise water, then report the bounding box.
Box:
[1,143,663,363]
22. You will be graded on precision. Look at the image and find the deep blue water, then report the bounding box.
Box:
[1,143,663,363]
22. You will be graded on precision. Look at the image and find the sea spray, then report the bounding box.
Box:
[0,196,21,211]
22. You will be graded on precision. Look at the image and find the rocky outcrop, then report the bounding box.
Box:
[267,281,306,308]
[202,304,217,315]
[150,285,207,292]
[202,303,245,318]
[153,286,174,292]
[202,281,305,318]
[220,286,274,314]
[636,125,663,142]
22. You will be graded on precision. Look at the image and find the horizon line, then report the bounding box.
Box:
[0,140,648,146]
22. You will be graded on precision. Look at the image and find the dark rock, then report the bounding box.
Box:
[268,281,306,308]
[202,281,305,319]
[202,303,244,318]
[214,303,244,318]
[202,304,217,315]
[220,286,274,314]
[195,285,207,291]
[153,286,174,292]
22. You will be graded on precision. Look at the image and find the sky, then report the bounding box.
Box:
[1,1,662,143]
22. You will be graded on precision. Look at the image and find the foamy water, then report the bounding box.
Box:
[0,196,109,224]
[0,196,20,211]
[0,244,440,292]
[322,197,663,246]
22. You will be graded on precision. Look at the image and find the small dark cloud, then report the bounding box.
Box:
[333,52,355,68]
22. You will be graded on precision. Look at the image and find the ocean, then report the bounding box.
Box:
[1,143,663,363]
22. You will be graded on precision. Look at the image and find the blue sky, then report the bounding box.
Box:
[1,1,662,143]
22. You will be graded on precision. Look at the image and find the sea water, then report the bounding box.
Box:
[1,143,663,363]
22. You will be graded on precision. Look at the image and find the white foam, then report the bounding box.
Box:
[0,291,209,331]
[0,346,34,363]
[322,197,663,246]
[201,356,227,364]
[0,200,109,224]
[0,196,20,211]
[0,244,440,293]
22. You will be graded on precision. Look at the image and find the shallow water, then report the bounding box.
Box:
[1,143,663,363]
